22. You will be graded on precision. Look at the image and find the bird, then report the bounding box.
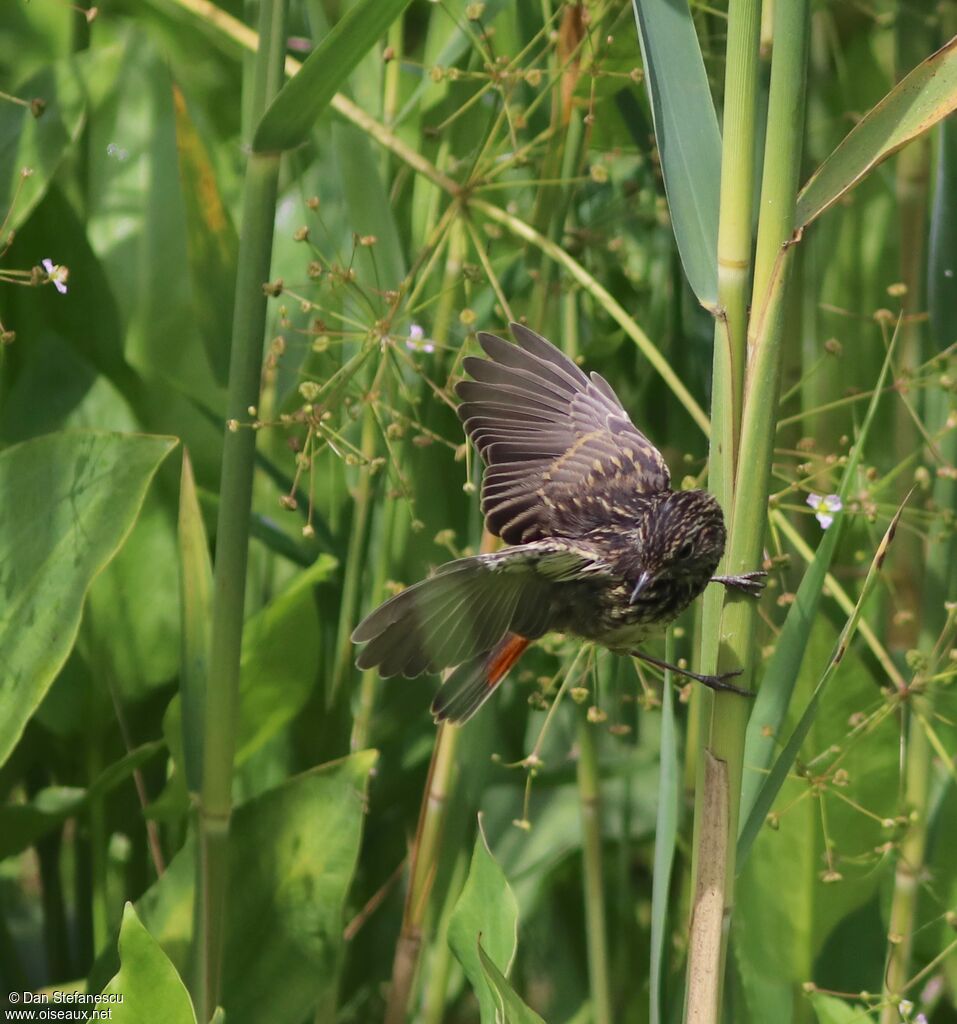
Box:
[352,323,765,724]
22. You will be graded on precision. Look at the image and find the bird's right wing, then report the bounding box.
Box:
[457,323,671,544]
[352,540,611,677]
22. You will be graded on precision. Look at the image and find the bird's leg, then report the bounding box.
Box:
[629,649,754,697]
[711,570,767,597]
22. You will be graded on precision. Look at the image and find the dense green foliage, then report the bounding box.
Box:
[0,2,955,1023]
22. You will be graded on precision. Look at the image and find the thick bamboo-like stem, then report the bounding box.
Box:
[686,0,762,1014]
[385,527,499,1024]
[385,723,461,1024]
[194,3,287,1020]
[577,710,613,1024]
[685,3,811,1021]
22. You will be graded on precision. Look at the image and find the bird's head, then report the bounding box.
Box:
[628,489,727,603]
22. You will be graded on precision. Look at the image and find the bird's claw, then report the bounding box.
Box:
[712,570,768,597]
[699,667,753,698]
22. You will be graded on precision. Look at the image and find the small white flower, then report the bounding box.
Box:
[898,1001,913,1018]
[406,323,435,354]
[806,493,842,530]
[41,258,69,295]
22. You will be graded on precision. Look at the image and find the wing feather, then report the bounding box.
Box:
[457,324,670,543]
[352,541,609,677]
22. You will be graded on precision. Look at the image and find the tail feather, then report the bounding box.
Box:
[431,633,531,724]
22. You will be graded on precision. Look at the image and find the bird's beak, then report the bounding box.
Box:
[629,570,655,604]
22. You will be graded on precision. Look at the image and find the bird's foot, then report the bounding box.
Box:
[712,570,767,597]
[629,650,753,698]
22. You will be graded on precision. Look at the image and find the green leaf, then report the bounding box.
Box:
[734,773,814,1023]
[93,753,378,1024]
[159,551,335,807]
[448,820,520,1024]
[0,431,176,768]
[84,490,181,701]
[0,57,88,233]
[253,0,414,153]
[177,449,212,793]
[86,33,225,407]
[477,942,548,1024]
[796,37,957,230]
[739,321,900,851]
[235,553,336,768]
[630,0,721,306]
[171,81,237,384]
[737,498,906,868]
[808,992,867,1024]
[101,903,197,1024]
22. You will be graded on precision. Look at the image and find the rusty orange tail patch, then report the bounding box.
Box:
[487,632,531,687]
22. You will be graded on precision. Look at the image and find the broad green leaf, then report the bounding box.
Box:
[171,82,236,384]
[159,550,335,803]
[735,774,815,1023]
[449,820,520,1024]
[86,33,225,407]
[253,0,413,153]
[796,37,957,230]
[235,553,336,767]
[334,120,407,301]
[177,449,212,793]
[477,942,548,1024]
[737,498,906,869]
[808,992,867,1024]
[0,57,87,233]
[84,492,181,701]
[101,903,196,1024]
[0,431,176,768]
[630,0,721,306]
[739,320,899,849]
[92,753,378,1023]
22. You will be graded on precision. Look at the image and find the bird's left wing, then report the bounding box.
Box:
[352,540,611,677]
[457,323,671,544]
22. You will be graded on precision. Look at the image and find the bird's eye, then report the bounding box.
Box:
[676,540,695,560]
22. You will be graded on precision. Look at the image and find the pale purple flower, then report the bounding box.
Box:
[406,323,435,354]
[806,493,842,530]
[41,259,69,295]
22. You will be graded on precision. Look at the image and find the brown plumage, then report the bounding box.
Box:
[352,324,764,723]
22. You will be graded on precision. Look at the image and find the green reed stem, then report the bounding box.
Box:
[421,847,469,1024]
[351,497,398,751]
[330,404,380,705]
[195,3,287,1019]
[686,3,810,1021]
[881,413,957,1022]
[578,709,613,1024]
[386,723,461,1024]
[385,527,499,1024]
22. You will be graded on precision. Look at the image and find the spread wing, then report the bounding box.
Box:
[457,323,671,544]
[352,540,610,677]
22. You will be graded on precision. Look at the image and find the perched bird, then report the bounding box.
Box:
[352,323,764,724]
